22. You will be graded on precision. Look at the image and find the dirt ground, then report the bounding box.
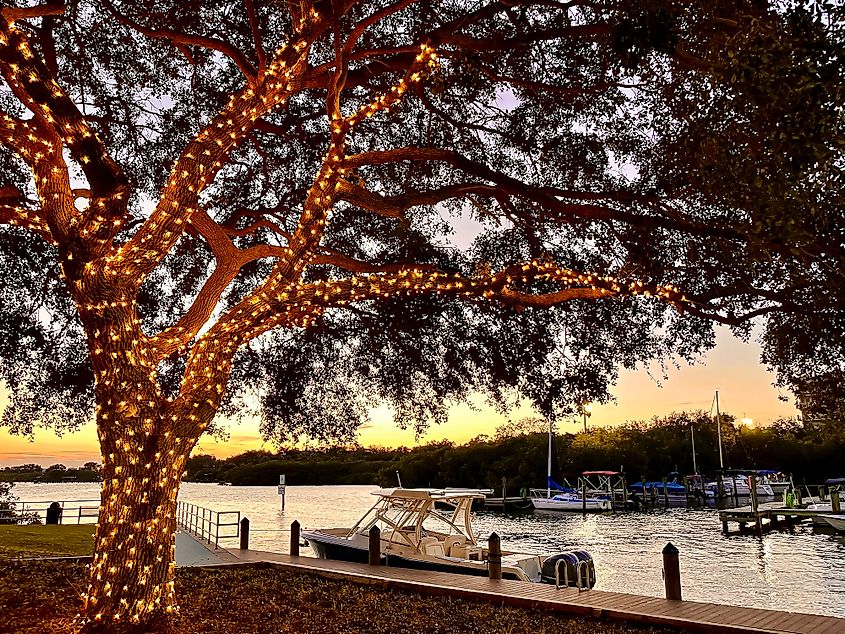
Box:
[0,559,692,633]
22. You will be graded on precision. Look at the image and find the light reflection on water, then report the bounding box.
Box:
[15,482,845,618]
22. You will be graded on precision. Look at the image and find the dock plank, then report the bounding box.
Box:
[219,550,845,633]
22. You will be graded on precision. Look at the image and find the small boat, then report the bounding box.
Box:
[629,480,687,501]
[530,477,611,512]
[302,488,596,587]
[531,490,611,512]
[754,471,792,495]
[706,474,775,497]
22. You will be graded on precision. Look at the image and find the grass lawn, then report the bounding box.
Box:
[0,524,94,559]
[0,560,692,633]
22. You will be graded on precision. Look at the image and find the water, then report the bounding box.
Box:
[13,482,845,618]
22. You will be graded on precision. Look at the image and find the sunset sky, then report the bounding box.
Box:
[0,325,797,467]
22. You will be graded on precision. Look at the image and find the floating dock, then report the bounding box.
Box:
[719,500,839,535]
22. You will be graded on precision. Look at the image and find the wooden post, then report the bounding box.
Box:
[662,477,669,508]
[488,533,502,580]
[832,491,841,513]
[581,482,587,513]
[796,487,803,506]
[819,485,826,502]
[650,484,657,509]
[368,525,381,566]
[622,476,628,511]
[290,520,300,557]
[662,542,682,601]
[610,478,616,513]
[717,472,725,503]
[731,475,739,507]
[684,476,691,507]
[501,476,507,512]
[239,517,250,550]
[640,476,648,508]
[749,475,761,535]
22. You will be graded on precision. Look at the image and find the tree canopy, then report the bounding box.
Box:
[0,0,842,627]
[0,0,839,445]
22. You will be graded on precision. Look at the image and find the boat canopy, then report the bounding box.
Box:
[581,470,621,476]
[350,488,480,551]
[370,488,489,500]
[824,478,845,486]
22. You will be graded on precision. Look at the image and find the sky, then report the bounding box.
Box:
[0,325,797,467]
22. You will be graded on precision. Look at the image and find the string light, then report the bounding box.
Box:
[0,10,695,628]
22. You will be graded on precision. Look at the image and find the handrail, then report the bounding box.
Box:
[175,501,240,547]
[0,499,101,524]
[554,557,593,591]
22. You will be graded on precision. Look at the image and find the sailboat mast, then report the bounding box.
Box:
[547,418,553,498]
[691,424,698,475]
[715,389,724,469]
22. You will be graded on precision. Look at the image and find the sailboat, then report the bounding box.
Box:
[529,419,611,512]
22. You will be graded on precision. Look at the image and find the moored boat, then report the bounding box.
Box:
[755,471,792,495]
[302,488,596,587]
[706,473,775,497]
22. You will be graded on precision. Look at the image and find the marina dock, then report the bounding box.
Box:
[719,500,840,535]
[225,549,845,633]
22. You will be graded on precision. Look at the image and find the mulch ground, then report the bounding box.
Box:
[0,559,691,633]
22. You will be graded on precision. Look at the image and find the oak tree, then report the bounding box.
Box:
[0,0,841,629]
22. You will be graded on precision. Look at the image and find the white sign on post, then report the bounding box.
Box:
[278,474,286,510]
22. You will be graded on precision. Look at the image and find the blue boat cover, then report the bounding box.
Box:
[548,477,575,493]
[629,481,686,493]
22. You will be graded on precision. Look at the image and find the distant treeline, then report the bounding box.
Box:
[184,412,845,490]
[0,462,101,483]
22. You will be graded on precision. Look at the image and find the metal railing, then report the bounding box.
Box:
[0,499,101,525]
[176,501,240,547]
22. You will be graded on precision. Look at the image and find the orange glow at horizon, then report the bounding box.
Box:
[0,327,797,467]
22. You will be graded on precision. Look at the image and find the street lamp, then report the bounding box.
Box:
[581,403,592,433]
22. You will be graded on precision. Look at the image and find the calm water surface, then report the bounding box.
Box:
[14,482,845,618]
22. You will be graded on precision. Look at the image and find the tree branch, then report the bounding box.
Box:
[102,0,259,85]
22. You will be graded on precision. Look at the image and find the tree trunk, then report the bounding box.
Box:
[79,417,191,630]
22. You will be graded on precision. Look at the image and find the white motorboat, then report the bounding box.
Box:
[302,488,596,587]
[755,471,792,495]
[706,474,774,497]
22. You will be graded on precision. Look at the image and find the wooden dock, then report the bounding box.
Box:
[224,549,845,633]
[718,501,839,535]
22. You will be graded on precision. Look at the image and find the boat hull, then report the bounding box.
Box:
[302,530,526,580]
[531,496,610,512]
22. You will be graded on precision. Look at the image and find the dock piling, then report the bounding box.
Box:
[832,491,841,513]
[662,542,682,601]
[368,525,381,565]
[622,476,628,511]
[749,475,761,535]
[290,520,300,557]
[240,517,250,550]
[488,533,502,580]
[662,478,669,508]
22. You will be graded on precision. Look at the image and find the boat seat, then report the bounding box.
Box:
[443,535,467,557]
[419,536,446,557]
